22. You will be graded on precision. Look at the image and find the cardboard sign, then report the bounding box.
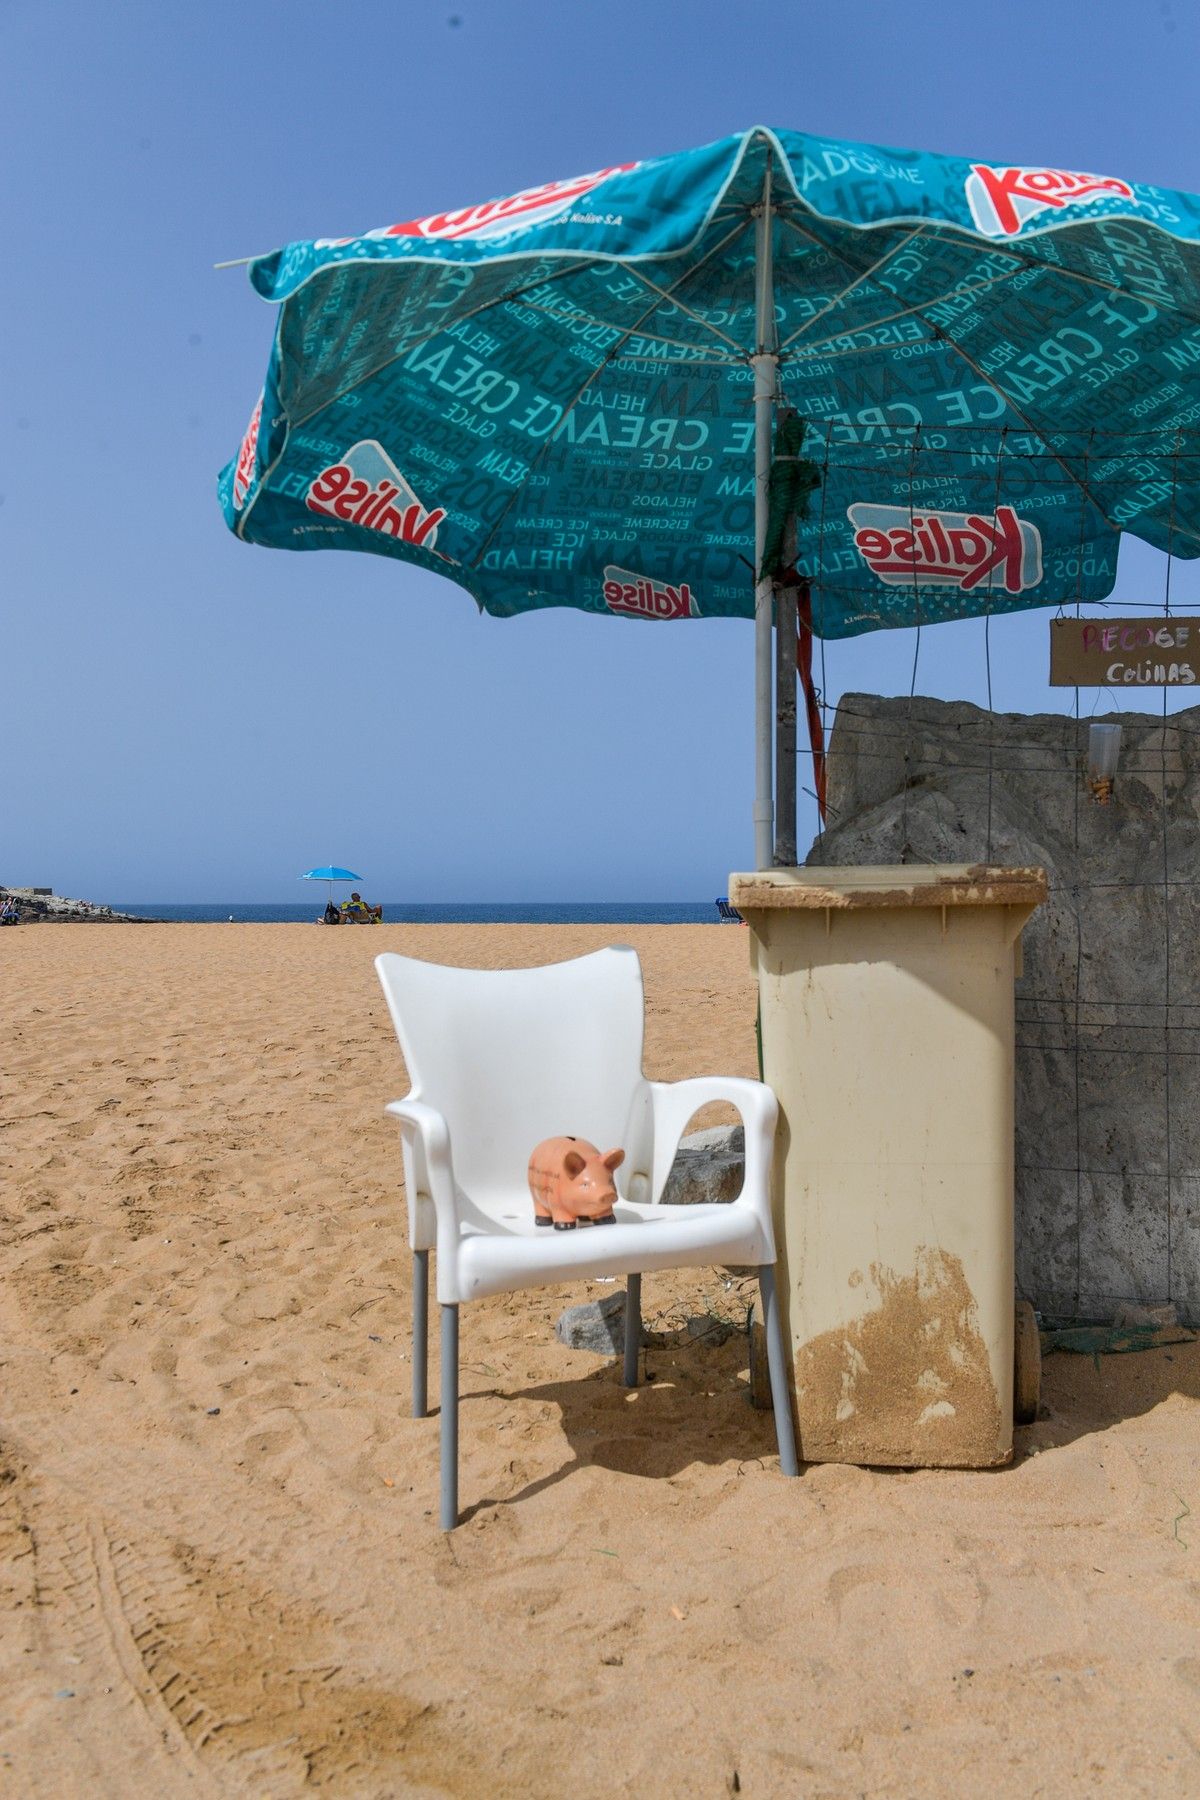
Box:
[1049,617,1200,687]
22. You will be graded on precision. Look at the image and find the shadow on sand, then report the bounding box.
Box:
[453,1323,1200,1521]
[1018,1333,1200,1455]
[457,1324,781,1521]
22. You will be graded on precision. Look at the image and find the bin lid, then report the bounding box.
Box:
[729,864,1047,911]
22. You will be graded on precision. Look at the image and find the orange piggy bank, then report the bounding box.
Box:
[528,1137,625,1231]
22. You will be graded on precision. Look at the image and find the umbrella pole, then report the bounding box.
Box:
[774,571,798,865]
[752,161,778,870]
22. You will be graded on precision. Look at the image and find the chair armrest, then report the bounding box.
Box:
[647,1076,778,1244]
[384,1097,459,1257]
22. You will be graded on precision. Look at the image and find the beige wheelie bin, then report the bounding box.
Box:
[729,865,1046,1469]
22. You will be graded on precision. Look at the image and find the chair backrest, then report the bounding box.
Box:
[375,947,647,1199]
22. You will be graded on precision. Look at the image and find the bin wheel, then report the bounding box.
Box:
[1014,1299,1041,1424]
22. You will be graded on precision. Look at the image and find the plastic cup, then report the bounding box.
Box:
[1088,721,1122,805]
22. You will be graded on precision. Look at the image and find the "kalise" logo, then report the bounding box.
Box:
[601,564,698,620]
[306,440,445,547]
[847,503,1043,594]
[232,393,262,511]
[966,164,1136,237]
[377,164,636,242]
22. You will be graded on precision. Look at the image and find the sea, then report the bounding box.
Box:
[113,901,723,925]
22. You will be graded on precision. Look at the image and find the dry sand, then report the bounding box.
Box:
[2,922,1199,1797]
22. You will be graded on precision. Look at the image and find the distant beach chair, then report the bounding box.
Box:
[715,896,744,924]
[375,945,798,1529]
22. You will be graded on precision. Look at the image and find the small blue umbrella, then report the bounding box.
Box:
[301,866,363,909]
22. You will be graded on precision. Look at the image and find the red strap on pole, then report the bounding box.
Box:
[796,583,827,823]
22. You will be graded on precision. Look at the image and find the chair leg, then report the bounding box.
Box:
[412,1250,429,1419]
[759,1267,800,1477]
[440,1304,459,1529]
[623,1273,641,1388]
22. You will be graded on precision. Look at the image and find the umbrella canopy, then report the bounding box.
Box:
[302,866,363,910]
[222,126,1200,864]
[221,125,1200,638]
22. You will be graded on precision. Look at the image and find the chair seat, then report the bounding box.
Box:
[374,945,799,1523]
[454,1192,770,1301]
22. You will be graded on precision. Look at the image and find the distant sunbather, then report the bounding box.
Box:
[340,891,382,923]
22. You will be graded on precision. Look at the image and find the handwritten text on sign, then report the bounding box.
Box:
[1050,617,1200,687]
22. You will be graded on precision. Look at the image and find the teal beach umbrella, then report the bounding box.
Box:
[221,127,1200,864]
[301,865,363,908]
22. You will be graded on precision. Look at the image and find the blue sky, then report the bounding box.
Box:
[3,0,1199,902]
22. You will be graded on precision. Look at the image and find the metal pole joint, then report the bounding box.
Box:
[751,351,778,396]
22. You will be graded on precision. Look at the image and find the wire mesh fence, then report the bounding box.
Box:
[810,693,1198,1326]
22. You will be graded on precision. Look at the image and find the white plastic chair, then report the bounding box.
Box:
[375,946,799,1527]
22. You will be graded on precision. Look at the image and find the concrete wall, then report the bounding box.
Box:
[806,693,1200,1326]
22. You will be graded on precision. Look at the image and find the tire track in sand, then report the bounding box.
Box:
[2,1440,457,1796]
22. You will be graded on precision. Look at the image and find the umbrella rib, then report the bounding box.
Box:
[784,208,1200,339]
[915,213,1200,333]
[780,212,1200,544]
[780,213,1026,355]
[613,261,751,356]
[607,350,748,367]
[1006,249,1200,332]
[501,297,743,363]
[776,224,928,350]
[468,220,753,572]
[288,256,610,431]
[894,320,1120,532]
[784,267,1027,360]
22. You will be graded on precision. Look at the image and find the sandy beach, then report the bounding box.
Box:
[2,922,1199,1797]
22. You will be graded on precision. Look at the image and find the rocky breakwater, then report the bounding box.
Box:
[0,887,154,924]
[804,691,1200,1327]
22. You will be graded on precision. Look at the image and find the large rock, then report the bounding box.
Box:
[554,1131,754,1360]
[555,1292,632,1354]
[554,1292,739,1358]
[806,693,1200,1326]
[660,1125,745,1206]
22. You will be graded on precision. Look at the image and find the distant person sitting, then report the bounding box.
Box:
[322,898,341,924]
[340,891,382,923]
[0,896,19,925]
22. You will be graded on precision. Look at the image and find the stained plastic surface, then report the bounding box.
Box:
[729,864,1046,1468]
